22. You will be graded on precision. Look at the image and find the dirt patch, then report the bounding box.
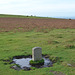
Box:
[50,70,65,75]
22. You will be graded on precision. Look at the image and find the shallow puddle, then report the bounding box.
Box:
[13,57,52,70]
[13,58,32,68]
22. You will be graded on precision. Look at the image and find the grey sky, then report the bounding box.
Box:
[0,0,75,18]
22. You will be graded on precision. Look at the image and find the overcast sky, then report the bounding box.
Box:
[0,0,75,18]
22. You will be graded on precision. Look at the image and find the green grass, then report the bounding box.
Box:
[29,59,44,66]
[0,29,75,75]
[0,14,53,19]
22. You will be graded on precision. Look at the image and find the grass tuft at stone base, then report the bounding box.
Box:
[29,59,44,66]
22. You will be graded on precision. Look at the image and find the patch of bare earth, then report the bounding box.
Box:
[50,70,65,75]
[0,17,75,32]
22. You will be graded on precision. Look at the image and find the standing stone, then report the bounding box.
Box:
[32,47,42,61]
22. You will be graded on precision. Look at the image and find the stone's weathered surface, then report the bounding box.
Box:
[32,47,42,61]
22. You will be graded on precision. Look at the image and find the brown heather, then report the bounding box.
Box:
[0,17,75,32]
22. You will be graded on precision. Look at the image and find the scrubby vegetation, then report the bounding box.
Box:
[0,15,75,32]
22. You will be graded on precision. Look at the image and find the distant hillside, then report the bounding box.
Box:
[0,14,52,19]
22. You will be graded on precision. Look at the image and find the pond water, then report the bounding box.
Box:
[13,57,52,69]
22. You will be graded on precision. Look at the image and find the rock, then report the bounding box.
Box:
[10,65,21,71]
[22,66,31,71]
[67,63,72,67]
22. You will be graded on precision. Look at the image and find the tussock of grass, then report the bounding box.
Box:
[29,59,44,66]
[65,44,75,49]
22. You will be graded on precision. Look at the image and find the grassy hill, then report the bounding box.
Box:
[0,14,52,19]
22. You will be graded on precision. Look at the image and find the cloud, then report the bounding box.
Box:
[0,0,75,17]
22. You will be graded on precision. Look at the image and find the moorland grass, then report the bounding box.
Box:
[0,29,75,75]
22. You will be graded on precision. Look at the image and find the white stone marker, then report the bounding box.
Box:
[32,47,42,61]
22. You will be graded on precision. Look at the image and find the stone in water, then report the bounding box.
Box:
[32,47,42,61]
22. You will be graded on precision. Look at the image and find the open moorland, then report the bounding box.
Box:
[0,15,75,75]
[0,17,75,32]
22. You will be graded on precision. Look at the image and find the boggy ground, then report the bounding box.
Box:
[0,17,75,32]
